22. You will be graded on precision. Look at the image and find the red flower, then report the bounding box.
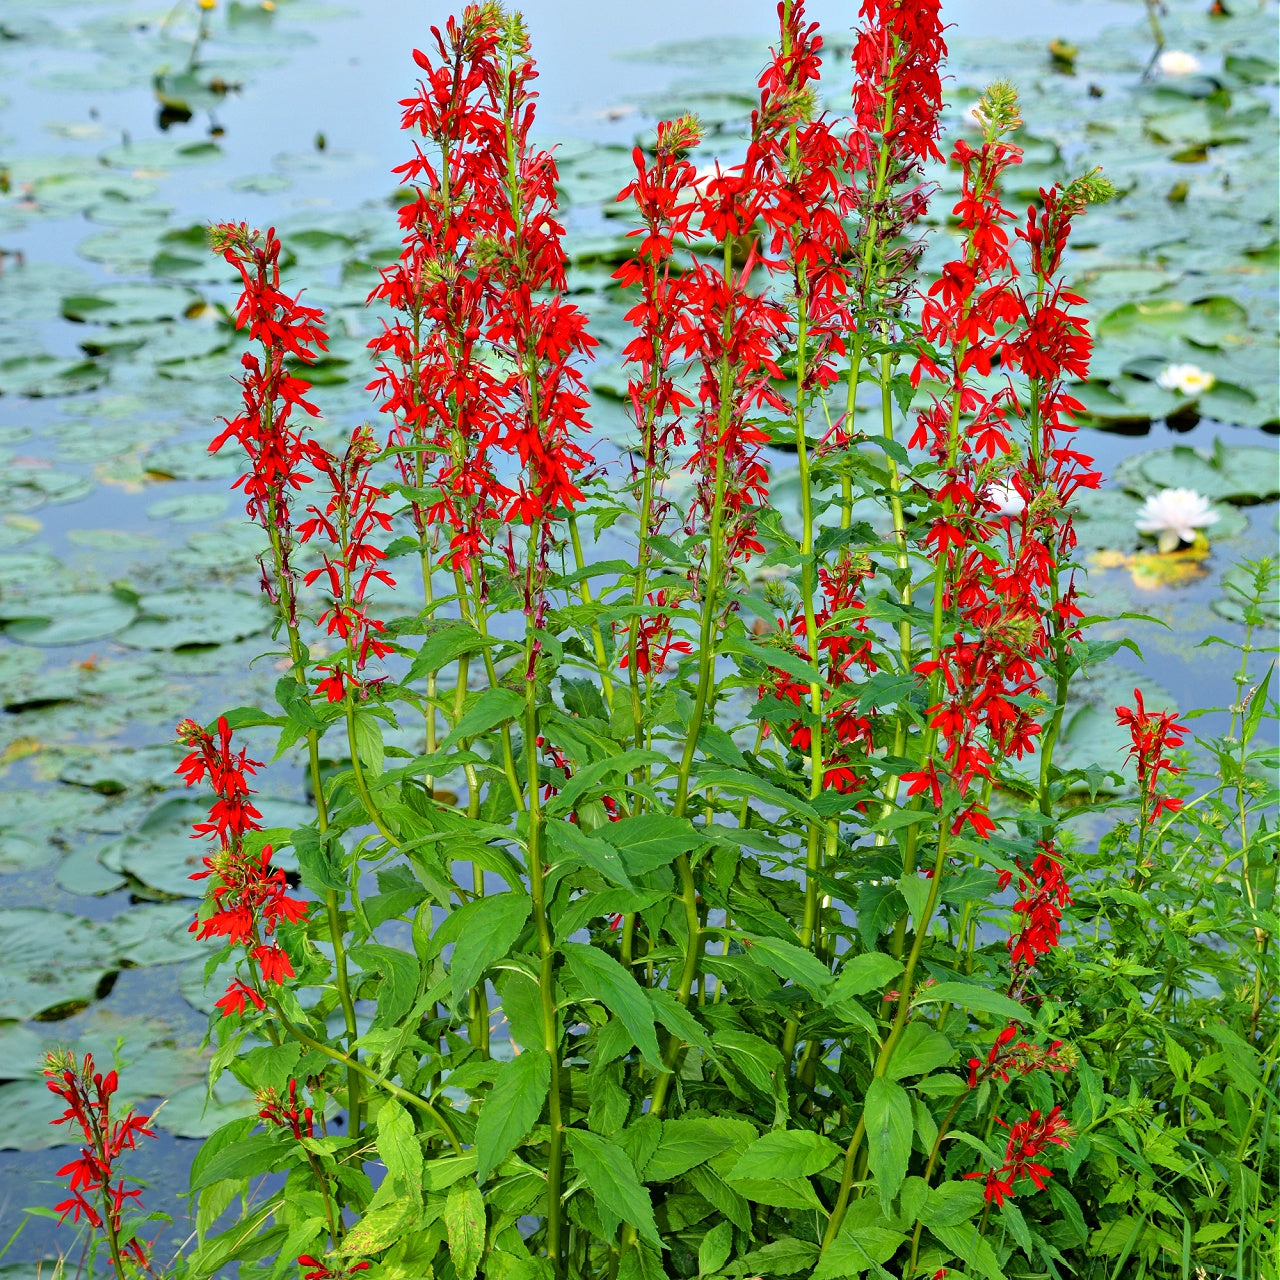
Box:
[215,979,267,1018]
[1115,689,1188,824]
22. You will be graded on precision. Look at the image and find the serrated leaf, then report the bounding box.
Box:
[566,1129,660,1247]
[912,981,1037,1027]
[826,952,903,1003]
[562,942,663,1070]
[475,1049,551,1182]
[884,1023,953,1080]
[728,1128,840,1181]
[598,813,703,874]
[698,1220,733,1276]
[546,820,633,889]
[439,688,524,750]
[740,932,833,998]
[436,893,531,1008]
[646,1118,737,1182]
[864,1076,912,1202]
[812,1223,905,1279]
[376,1099,422,1190]
[445,1179,485,1280]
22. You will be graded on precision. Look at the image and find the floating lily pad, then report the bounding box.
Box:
[146,492,229,522]
[98,794,308,897]
[62,283,199,326]
[0,592,138,647]
[0,354,107,397]
[56,844,129,896]
[99,138,222,171]
[58,744,187,794]
[101,902,206,967]
[0,466,93,512]
[1113,442,1280,503]
[115,589,273,650]
[0,908,119,1021]
[159,1076,260,1138]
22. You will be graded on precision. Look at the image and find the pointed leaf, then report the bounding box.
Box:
[475,1049,551,1182]
[562,942,663,1070]
[566,1129,660,1247]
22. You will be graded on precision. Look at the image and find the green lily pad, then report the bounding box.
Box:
[0,592,138,646]
[0,354,107,397]
[1113,442,1280,503]
[158,1077,259,1139]
[0,466,93,512]
[98,795,309,897]
[62,283,199,326]
[57,744,187,794]
[99,138,222,171]
[55,844,129,896]
[101,903,206,967]
[115,589,273,650]
[146,492,230,523]
[0,908,119,1021]
[0,832,49,875]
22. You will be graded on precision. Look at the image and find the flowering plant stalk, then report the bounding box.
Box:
[36,5,1276,1280]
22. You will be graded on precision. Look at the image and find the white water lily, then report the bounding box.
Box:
[1156,362,1216,396]
[1157,49,1202,76]
[1134,487,1219,552]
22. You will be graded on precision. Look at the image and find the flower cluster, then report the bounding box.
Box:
[1115,688,1188,824]
[257,1078,315,1141]
[298,1257,370,1280]
[967,1024,1072,1090]
[765,553,877,794]
[208,222,327,623]
[297,427,396,702]
[369,4,596,584]
[43,1051,156,1268]
[1001,840,1073,976]
[965,1106,1072,1206]
[176,716,308,1016]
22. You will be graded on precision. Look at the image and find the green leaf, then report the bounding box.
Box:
[694,766,820,820]
[376,1099,423,1190]
[646,1118,738,1182]
[826,953,903,1003]
[439,688,524,750]
[733,1237,820,1276]
[407,622,489,681]
[698,1220,734,1277]
[740,933,833,999]
[728,1128,840,1181]
[884,1023,954,1081]
[597,813,703,874]
[351,709,385,775]
[929,1222,1008,1280]
[543,749,666,816]
[190,1131,291,1190]
[438,894,531,1008]
[813,1223,905,1279]
[475,1049,551,1182]
[351,944,421,1031]
[444,1179,485,1280]
[921,1180,984,1228]
[546,820,633,889]
[863,1077,912,1202]
[646,987,716,1058]
[913,981,1036,1027]
[726,1175,823,1211]
[562,942,663,1070]
[566,1129,660,1247]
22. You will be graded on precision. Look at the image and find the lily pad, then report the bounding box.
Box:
[62,283,199,326]
[158,1076,259,1139]
[0,466,93,512]
[115,589,273,650]
[0,592,138,646]
[1113,442,1280,503]
[146,492,230,522]
[0,908,119,1021]
[57,744,187,794]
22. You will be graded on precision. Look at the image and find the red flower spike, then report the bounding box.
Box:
[42,1052,156,1267]
[1115,689,1188,824]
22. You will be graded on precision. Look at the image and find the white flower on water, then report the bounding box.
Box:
[1157,50,1202,76]
[1134,488,1219,552]
[985,480,1026,517]
[1156,363,1216,396]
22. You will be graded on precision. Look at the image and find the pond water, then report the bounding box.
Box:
[0,0,1276,1274]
